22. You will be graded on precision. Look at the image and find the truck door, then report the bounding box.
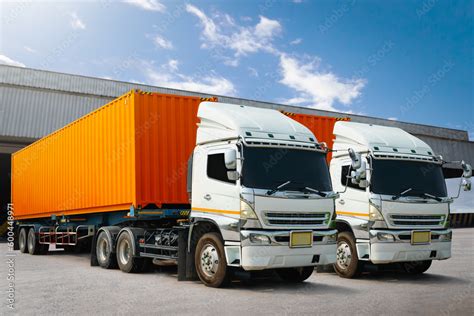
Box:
[191,145,241,228]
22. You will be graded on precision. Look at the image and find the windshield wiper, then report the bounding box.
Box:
[391,187,414,200]
[420,193,444,202]
[267,180,291,196]
[301,186,327,197]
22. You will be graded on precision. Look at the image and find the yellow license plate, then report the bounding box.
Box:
[411,231,431,245]
[290,231,313,248]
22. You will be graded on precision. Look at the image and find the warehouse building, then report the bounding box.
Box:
[1,64,473,230]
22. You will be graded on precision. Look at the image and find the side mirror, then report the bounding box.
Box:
[348,148,367,188]
[227,171,240,181]
[348,148,361,170]
[224,149,237,170]
[462,161,472,178]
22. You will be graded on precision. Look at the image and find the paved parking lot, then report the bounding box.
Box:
[1,228,473,315]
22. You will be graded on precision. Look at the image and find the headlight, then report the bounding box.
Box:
[369,204,384,221]
[249,233,271,245]
[438,231,452,241]
[240,199,258,219]
[326,233,337,243]
[377,232,395,241]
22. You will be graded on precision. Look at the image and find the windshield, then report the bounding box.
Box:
[370,158,447,197]
[240,146,332,192]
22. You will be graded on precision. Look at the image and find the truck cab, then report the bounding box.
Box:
[330,121,472,278]
[189,102,338,286]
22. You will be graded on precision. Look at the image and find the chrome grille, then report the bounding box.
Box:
[264,212,329,227]
[388,214,445,227]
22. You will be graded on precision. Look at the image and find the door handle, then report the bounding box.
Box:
[204,194,212,201]
[338,199,345,205]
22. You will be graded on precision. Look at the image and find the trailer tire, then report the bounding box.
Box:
[96,231,118,269]
[19,228,28,253]
[401,260,432,274]
[116,232,150,273]
[27,228,47,255]
[276,266,314,283]
[195,232,230,288]
[334,231,362,278]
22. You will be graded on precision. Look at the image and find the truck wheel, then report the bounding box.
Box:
[401,260,432,274]
[19,228,28,253]
[116,232,150,273]
[195,232,230,288]
[334,231,362,278]
[276,266,314,282]
[27,228,47,255]
[96,231,117,269]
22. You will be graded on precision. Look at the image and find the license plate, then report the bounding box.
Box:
[290,231,313,248]
[411,231,431,245]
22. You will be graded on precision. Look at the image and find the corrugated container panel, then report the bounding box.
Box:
[12,92,137,219]
[282,111,349,161]
[134,93,200,206]
[0,64,469,141]
[12,90,202,220]
[417,136,474,163]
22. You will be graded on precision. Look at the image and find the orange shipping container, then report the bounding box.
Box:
[282,111,350,161]
[12,90,202,220]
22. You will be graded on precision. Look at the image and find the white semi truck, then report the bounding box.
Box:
[329,121,472,277]
[13,91,338,288]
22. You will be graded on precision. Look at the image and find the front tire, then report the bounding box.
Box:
[116,232,150,273]
[27,228,47,255]
[96,231,118,269]
[276,266,314,283]
[334,231,362,278]
[19,228,28,253]
[401,260,432,274]
[195,232,230,288]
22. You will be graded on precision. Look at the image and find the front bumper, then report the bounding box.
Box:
[368,229,452,264]
[239,229,337,270]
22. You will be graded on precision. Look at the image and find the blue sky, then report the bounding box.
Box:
[1,0,473,138]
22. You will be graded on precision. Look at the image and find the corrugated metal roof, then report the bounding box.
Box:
[0,64,469,141]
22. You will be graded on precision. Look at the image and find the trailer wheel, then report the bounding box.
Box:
[116,232,150,273]
[195,232,230,288]
[334,231,362,278]
[27,228,47,255]
[401,260,432,274]
[19,228,28,253]
[276,266,314,283]
[96,231,118,269]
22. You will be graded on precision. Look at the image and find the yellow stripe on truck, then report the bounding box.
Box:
[192,207,240,216]
[336,210,369,217]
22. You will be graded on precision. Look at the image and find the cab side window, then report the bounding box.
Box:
[207,153,236,184]
[341,165,365,191]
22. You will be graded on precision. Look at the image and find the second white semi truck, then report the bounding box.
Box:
[329,121,472,277]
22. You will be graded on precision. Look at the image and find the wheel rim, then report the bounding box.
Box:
[118,238,131,266]
[19,230,26,250]
[27,231,34,251]
[200,243,219,278]
[97,237,109,263]
[336,241,352,270]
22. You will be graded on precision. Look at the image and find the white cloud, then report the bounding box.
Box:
[0,54,25,67]
[186,4,281,62]
[144,60,235,96]
[153,35,173,49]
[279,54,366,111]
[70,12,86,30]
[166,59,179,71]
[123,0,165,12]
[24,46,37,53]
[387,117,398,121]
[290,38,302,45]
